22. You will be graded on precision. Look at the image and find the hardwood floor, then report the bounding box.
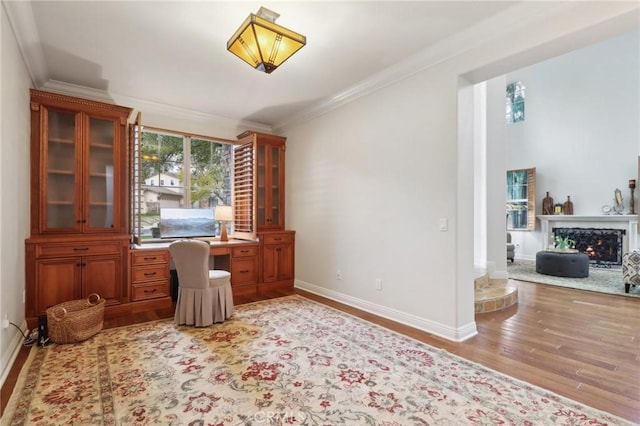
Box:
[2,282,638,422]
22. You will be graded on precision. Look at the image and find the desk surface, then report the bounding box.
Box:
[132,238,258,250]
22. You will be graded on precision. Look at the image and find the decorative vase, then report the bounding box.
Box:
[542,192,554,215]
[563,196,574,215]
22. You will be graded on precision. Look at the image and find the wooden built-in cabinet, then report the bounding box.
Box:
[231,245,259,291]
[130,250,170,301]
[234,131,287,236]
[29,239,125,313]
[234,131,295,290]
[258,231,295,289]
[25,96,297,325]
[25,90,133,324]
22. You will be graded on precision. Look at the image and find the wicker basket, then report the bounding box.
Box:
[46,293,105,344]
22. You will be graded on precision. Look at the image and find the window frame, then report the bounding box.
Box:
[130,121,238,244]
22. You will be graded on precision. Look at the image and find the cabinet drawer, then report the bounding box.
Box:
[132,281,168,301]
[131,250,169,266]
[37,241,120,258]
[231,257,257,285]
[232,245,258,257]
[262,233,293,244]
[132,265,169,283]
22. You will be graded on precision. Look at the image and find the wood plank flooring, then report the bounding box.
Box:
[2,282,638,422]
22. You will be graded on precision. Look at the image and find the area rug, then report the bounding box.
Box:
[2,295,632,425]
[508,260,639,298]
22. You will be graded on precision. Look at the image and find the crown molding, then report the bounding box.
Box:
[3,0,48,87]
[41,80,272,134]
[274,1,637,132]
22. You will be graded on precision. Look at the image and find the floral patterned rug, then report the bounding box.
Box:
[3,295,632,425]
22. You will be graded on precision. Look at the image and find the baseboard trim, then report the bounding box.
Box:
[0,321,29,389]
[294,279,477,342]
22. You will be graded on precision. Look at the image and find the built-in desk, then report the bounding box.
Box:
[130,238,260,298]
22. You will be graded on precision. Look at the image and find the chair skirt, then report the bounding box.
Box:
[210,270,234,323]
[174,270,234,326]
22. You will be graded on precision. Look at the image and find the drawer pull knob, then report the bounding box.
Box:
[144,289,157,294]
[240,269,249,273]
[274,238,282,241]
[240,250,249,253]
[144,272,157,276]
[144,257,157,261]
[74,247,90,251]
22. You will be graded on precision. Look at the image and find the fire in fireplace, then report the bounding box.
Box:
[552,227,625,267]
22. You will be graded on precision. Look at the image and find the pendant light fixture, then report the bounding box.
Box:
[227,7,306,74]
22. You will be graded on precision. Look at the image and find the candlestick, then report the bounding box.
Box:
[631,179,636,215]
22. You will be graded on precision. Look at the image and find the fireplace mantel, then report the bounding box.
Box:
[537,215,638,252]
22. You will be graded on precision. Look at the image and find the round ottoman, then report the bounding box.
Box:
[536,251,590,278]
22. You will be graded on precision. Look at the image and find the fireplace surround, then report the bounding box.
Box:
[538,215,638,266]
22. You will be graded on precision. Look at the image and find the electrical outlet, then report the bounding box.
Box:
[336,270,342,280]
[2,314,9,329]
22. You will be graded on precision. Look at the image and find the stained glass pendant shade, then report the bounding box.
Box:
[227,7,306,74]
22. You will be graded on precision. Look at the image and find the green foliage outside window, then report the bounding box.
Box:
[506,81,525,124]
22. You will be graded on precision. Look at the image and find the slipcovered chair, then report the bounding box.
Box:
[169,240,234,326]
[506,232,515,262]
[622,251,640,294]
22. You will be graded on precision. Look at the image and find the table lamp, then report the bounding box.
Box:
[215,205,233,242]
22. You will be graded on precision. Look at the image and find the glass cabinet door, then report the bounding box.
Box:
[269,145,281,228]
[256,144,267,227]
[86,117,116,230]
[44,109,81,231]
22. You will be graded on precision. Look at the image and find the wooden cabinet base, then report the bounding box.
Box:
[25,297,174,330]
[231,284,259,296]
[104,297,173,320]
[258,280,294,293]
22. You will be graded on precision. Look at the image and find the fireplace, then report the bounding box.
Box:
[552,227,625,267]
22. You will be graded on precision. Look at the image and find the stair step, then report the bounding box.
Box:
[475,279,518,314]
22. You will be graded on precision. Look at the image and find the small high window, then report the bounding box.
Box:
[506,81,525,124]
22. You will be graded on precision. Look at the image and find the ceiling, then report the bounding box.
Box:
[6,1,520,128]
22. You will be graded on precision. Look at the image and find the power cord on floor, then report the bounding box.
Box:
[8,321,38,347]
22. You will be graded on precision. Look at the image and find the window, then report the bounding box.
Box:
[131,126,234,242]
[506,167,536,231]
[506,81,525,124]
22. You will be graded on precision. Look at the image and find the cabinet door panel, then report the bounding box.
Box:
[83,255,121,304]
[43,108,82,232]
[256,144,267,228]
[36,258,81,313]
[269,145,282,228]
[278,244,294,280]
[262,245,277,282]
[86,116,117,231]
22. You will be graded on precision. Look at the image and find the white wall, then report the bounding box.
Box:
[486,76,508,278]
[500,29,640,261]
[284,3,639,341]
[0,2,32,386]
